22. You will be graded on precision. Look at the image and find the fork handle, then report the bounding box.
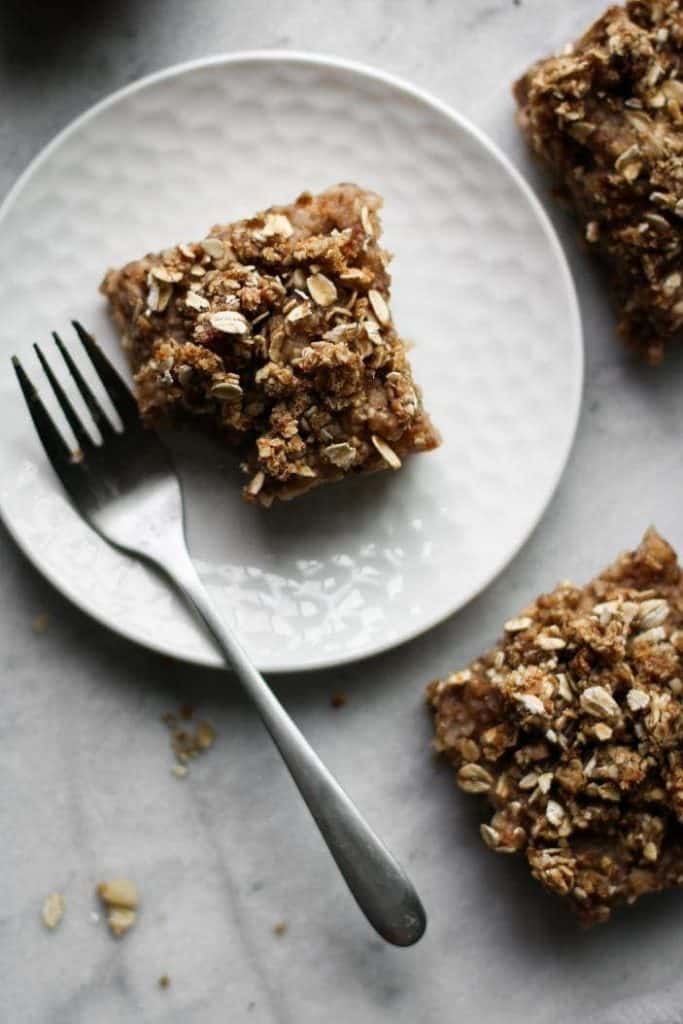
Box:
[165,553,426,947]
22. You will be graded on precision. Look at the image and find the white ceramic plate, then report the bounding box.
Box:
[0,53,582,672]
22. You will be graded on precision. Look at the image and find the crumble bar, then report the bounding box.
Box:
[515,1,683,364]
[41,892,65,930]
[428,529,683,925]
[101,184,439,505]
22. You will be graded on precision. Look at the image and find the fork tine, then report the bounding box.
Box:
[53,331,116,438]
[12,355,79,472]
[72,321,139,426]
[34,343,94,451]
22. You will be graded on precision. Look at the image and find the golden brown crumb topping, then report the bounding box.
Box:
[428,529,683,925]
[515,1,683,363]
[101,184,439,504]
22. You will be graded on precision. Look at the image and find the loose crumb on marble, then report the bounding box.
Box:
[196,721,216,750]
[158,974,171,989]
[97,879,138,909]
[32,613,49,634]
[106,907,137,938]
[41,892,65,930]
[162,706,218,775]
[273,921,288,936]
[330,692,347,708]
[97,878,139,937]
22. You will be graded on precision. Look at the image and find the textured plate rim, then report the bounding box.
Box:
[0,50,584,673]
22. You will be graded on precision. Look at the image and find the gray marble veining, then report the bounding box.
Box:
[4,1,683,1022]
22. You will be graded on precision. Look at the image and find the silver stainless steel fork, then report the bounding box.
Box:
[12,322,426,947]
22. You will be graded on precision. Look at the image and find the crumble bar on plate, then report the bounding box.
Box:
[428,529,683,924]
[101,183,439,506]
[515,1,683,364]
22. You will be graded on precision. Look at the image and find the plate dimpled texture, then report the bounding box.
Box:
[0,54,582,671]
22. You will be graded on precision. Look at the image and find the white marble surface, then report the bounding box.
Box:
[3,1,683,1022]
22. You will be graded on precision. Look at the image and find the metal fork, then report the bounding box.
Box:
[12,323,426,947]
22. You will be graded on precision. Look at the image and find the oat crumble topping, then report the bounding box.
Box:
[428,529,683,924]
[162,706,216,773]
[515,1,683,363]
[101,184,439,504]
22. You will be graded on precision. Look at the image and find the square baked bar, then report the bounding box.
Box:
[515,1,683,364]
[428,529,683,925]
[101,184,439,505]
